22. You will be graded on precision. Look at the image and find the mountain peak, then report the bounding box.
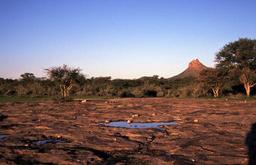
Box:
[188,59,205,70]
[171,58,208,79]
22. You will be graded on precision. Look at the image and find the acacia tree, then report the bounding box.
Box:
[46,65,85,98]
[199,68,227,97]
[20,73,36,81]
[216,38,256,97]
[18,73,37,95]
[239,67,256,96]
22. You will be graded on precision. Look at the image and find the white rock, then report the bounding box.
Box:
[193,119,199,123]
[131,114,139,118]
[127,120,132,124]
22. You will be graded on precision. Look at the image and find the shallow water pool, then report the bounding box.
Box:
[103,121,176,129]
[0,135,7,141]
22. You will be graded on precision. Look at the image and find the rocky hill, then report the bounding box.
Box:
[172,59,207,79]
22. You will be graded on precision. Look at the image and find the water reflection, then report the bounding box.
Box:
[103,121,176,129]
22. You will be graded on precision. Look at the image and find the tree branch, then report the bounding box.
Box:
[250,83,256,88]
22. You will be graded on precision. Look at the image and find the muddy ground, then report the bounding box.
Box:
[0,98,255,165]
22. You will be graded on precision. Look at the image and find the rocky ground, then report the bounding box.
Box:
[0,98,255,165]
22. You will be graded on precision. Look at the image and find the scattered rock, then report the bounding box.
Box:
[171,133,179,136]
[131,114,139,118]
[193,119,199,123]
[127,119,132,124]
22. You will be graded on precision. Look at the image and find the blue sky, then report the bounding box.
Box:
[0,0,256,79]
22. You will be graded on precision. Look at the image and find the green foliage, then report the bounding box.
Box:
[198,68,228,97]
[46,65,84,85]
[1,38,256,99]
[46,65,85,98]
[216,38,256,70]
[216,38,256,96]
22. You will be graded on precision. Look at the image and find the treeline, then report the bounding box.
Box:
[0,71,253,98]
[0,38,256,98]
[0,74,199,98]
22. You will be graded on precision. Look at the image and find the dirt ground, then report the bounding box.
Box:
[0,98,255,165]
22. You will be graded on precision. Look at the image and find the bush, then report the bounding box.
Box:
[143,90,157,97]
[119,91,135,98]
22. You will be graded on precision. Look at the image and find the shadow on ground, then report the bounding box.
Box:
[246,122,256,165]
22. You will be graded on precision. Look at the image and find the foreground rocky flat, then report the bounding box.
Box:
[0,98,255,165]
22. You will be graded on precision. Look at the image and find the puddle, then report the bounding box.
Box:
[0,135,7,141]
[33,138,66,145]
[102,121,176,129]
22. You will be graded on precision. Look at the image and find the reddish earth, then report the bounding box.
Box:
[0,98,255,165]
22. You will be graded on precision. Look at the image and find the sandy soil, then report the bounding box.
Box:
[0,98,255,165]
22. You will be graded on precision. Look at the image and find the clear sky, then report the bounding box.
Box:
[0,0,256,79]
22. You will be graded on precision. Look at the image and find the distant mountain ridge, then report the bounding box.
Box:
[171,59,208,79]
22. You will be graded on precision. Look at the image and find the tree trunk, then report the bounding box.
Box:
[67,85,72,97]
[62,85,72,98]
[64,86,68,98]
[244,83,251,97]
[60,84,73,98]
[212,88,220,98]
[212,88,216,97]
[63,87,66,98]
[60,85,65,98]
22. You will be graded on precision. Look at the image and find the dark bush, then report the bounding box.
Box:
[143,90,157,97]
[119,91,135,98]
[5,90,17,96]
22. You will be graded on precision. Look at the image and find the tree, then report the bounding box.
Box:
[20,73,36,81]
[239,67,256,96]
[199,68,227,97]
[46,65,85,98]
[216,38,256,97]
